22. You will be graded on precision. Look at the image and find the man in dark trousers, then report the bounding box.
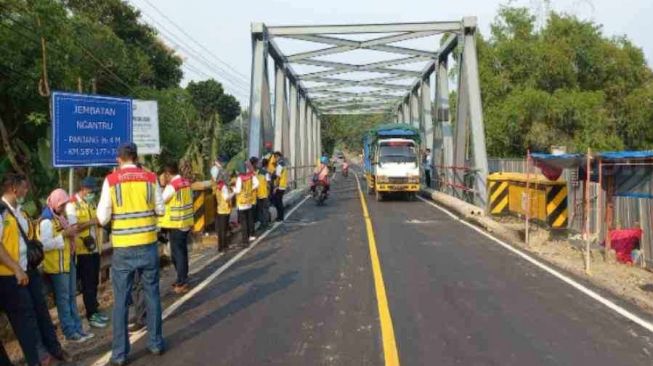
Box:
[159,162,194,294]
[97,143,165,365]
[272,152,288,221]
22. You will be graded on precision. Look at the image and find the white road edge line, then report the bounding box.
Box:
[417,195,653,334]
[92,195,311,366]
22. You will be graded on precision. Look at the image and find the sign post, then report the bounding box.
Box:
[52,92,132,168]
[132,100,160,155]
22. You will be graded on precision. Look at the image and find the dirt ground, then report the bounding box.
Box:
[494,215,653,314]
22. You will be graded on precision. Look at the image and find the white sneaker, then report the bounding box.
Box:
[249,236,257,241]
[80,332,95,342]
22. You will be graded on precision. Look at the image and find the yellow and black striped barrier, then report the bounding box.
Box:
[487,172,568,229]
[193,190,206,233]
[488,179,509,214]
[546,184,568,229]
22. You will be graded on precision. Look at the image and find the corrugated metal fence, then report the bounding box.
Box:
[488,158,653,266]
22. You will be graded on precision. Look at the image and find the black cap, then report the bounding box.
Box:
[117,142,138,160]
[81,176,97,190]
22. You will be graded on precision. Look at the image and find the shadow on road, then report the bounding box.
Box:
[161,270,299,351]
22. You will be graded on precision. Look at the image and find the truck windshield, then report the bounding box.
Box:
[379,143,416,164]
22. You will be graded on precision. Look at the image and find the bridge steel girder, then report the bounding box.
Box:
[307,107,314,171]
[452,17,488,207]
[288,83,299,185]
[250,18,488,206]
[298,95,307,182]
[274,64,288,153]
[434,57,453,194]
[313,112,320,161]
[409,88,420,129]
[266,21,462,36]
[248,30,269,158]
[402,99,410,123]
[420,77,433,155]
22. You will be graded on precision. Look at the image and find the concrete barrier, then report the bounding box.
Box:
[420,188,522,245]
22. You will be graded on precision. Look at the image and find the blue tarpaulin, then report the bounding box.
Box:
[531,151,653,199]
[598,151,653,160]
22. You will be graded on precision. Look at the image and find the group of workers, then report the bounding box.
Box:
[0,142,290,365]
[210,150,289,251]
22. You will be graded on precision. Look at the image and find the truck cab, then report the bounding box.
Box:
[373,138,420,196]
[363,123,422,201]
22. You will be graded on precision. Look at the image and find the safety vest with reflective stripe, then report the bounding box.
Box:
[236,174,254,208]
[276,166,288,190]
[0,209,32,276]
[256,170,269,199]
[70,196,98,255]
[265,154,276,174]
[215,182,232,215]
[107,167,158,247]
[159,177,194,229]
[38,217,71,274]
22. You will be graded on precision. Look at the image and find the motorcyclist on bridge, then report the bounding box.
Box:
[311,156,331,196]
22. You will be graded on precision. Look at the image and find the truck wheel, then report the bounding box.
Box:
[375,190,383,202]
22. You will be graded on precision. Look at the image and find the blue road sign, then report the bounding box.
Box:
[52,92,133,167]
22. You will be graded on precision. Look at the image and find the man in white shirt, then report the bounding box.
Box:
[424,148,433,188]
[97,143,165,365]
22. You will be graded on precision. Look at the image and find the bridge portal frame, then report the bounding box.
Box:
[249,18,488,207]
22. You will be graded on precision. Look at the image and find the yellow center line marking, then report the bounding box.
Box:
[354,172,400,366]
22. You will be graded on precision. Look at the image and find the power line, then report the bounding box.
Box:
[137,0,250,83]
[150,20,250,93]
[128,0,251,96]
[135,9,250,98]
[179,61,249,100]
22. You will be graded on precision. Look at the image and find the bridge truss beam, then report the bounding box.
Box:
[249,18,488,206]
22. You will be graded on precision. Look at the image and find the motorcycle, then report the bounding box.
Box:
[313,180,328,206]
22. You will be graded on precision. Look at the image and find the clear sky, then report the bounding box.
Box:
[127,0,653,104]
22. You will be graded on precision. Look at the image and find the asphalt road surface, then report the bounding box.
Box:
[98,171,653,366]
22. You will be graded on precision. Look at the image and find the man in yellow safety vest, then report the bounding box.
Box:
[159,162,194,294]
[97,143,165,365]
[0,174,70,365]
[214,176,234,252]
[233,162,259,247]
[251,157,271,230]
[272,151,288,221]
[65,176,109,329]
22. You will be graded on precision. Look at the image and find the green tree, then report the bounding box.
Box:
[217,94,241,123]
[63,0,183,89]
[187,79,224,121]
[186,79,241,123]
[478,6,653,156]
